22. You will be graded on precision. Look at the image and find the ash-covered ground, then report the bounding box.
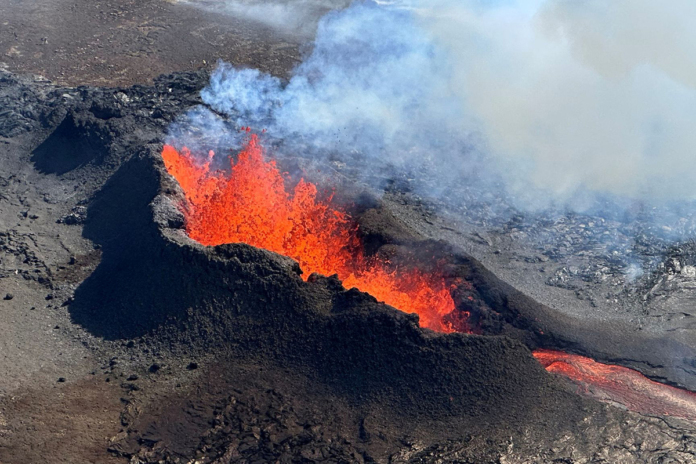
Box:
[3,2,696,464]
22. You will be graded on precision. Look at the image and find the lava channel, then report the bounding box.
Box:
[162,133,696,422]
[534,349,696,421]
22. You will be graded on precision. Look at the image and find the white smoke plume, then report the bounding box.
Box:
[177,0,696,211]
[422,0,696,202]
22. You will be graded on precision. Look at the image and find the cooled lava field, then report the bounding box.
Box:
[3,1,696,463]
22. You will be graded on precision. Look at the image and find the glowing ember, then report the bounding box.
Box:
[534,349,696,421]
[162,134,459,332]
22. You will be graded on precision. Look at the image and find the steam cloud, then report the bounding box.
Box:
[423,0,696,202]
[176,0,696,210]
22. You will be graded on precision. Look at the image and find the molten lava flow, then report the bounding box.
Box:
[162,135,458,332]
[534,349,696,421]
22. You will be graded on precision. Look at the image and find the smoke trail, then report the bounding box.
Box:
[173,0,696,211]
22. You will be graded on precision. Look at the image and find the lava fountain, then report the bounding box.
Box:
[162,133,460,333]
[162,133,696,422]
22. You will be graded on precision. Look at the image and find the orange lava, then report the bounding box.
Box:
[162,134,458,332]
[534,349,696,421]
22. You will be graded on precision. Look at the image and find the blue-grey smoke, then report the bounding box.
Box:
[171,0,696,226]
[199,2,471,179]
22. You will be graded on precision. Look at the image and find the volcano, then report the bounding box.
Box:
[3,2,696,463]
[161,135,463,333]
[160,129,696,424]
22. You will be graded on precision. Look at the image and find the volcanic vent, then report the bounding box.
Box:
[162,133,466,333]
[70,131,594,461]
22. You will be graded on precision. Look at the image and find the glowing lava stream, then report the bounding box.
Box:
[162,133,696,422]
[534,349,696,421]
